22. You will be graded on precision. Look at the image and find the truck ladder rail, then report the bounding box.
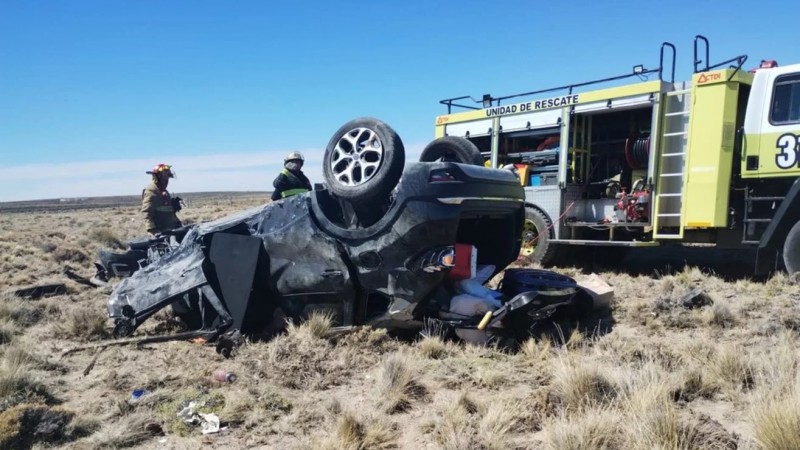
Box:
[742,195,786,244]
[653,88,691,239]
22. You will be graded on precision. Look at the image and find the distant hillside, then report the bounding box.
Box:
[0,191,269,213]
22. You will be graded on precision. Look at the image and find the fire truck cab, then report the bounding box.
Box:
[434,36,800,274]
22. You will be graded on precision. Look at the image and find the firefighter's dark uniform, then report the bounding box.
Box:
[141,181,182,234]
[271,168,312,201]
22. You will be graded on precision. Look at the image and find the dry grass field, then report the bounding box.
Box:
[1,194,800,449]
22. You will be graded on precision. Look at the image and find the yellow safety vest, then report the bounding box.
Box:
[279,169,310,198]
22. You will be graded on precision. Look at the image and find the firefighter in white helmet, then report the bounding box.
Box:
[271,151,312,201]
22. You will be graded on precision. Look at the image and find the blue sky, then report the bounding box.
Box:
[1,0,797,201]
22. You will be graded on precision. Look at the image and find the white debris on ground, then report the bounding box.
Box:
[177,401,225,435]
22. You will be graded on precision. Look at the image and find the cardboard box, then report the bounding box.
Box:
[577,274,614,309]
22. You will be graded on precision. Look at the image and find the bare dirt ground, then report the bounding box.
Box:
[1,194,800,449]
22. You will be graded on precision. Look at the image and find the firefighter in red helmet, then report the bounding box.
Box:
[142,163,182,234]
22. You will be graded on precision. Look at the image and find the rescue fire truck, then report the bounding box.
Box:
[434,36,800,274]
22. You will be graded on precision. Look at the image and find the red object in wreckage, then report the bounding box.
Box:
[447,243,477,281]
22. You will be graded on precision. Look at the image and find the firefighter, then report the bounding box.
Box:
[142,163,182,234]
[271,151,312,201]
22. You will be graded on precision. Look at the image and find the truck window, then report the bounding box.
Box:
[770,73,800,125]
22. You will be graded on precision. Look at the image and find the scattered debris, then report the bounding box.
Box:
[177,401,199,424]
[325,326,357,338]
[61,329,217,357]
[215,330,243,358]
[63,266,101,288]
[83,351,101,377]
[200,413,221,434]
[12,283,67,300]
[440,265,501,345]
[130,389,152,402]
[577,273,615,309]
[212,369,237,383]
[441,294,498,345]
[176,401,225,435]
[680,287,714,309]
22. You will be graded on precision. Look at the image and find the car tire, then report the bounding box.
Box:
[783,220,800,274]
[419,136,484,166]
[521,206,557,266]
[323,117,405,203]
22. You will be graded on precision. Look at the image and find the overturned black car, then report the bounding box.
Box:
[107,118,588,342]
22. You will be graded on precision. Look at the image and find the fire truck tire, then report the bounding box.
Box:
[521,206,557,266]
[782,221,800,274]
[419,136,484,166]
[323,117,405,203]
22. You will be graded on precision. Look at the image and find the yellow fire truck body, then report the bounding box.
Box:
[434,37,800,273]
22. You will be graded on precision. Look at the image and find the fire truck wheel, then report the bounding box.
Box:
[520,206,557,266]
[323,117,405,203]
[419,136,484,166]
[783,220,800,274]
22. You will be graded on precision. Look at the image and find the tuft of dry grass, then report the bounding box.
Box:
[521,338,552,362]
[379,353,429,414]
[220,390,258,426]
[260,320,354,390]
[703,302,737,328]
[564,328,586,350]
[89,411,154,449]
[749,333,800,450]
[541,407,623,450]
[456,392,479,415]
[0,319,17,345]
[752,386,800,450]
[0,404,76,449]
[0,344,55,412]
[674,366,718,401]
[288,310,334,340]
[334,326,397,354]
[58,307,110,341]
[478,402,526,450]
[704,344,754,395]
[548,356,619,412]
[626,393,694,449]
[2,342,47,370]
[417,335,448,359]
[39,242,58,253]
[0,295,41,328]
[88,227,125,250]
[52,247,88,264]
[617,364,738,450]
[316,411,398,450]
[428,401,476,450]
[426,393,528,450]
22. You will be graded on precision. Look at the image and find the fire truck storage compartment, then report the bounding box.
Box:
[498,126,561,186]
[467,135,492,161]
[566,104,654,227]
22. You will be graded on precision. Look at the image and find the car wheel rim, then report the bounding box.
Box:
[520,219,538,256]
[330,127,384,187]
